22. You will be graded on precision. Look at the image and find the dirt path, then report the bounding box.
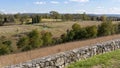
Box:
[1,34,120,66]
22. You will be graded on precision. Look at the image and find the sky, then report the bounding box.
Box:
[0,0,120,14]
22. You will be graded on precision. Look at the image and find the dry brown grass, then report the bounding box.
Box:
[0,21,102,49]
[42,19,62,22]
[1,34,120,67]
[0,21,119,38]
[1,21,119,37]
[0,21,103,51]
[0,21,102,37]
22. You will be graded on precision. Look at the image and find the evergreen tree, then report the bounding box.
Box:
[32,15,41,24]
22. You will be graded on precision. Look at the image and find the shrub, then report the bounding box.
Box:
[42,32,53,46]
[61,33,67,43]
[0,36,12,55]
[71,23,82,40]
[98,20,114,36]
[67,30,75,41]
[86,25,98,38]
[17,36,29,49]
[52,37,62,45]
[77,28,88,39]
[117,23,120,33]
[111,24,118,34]
[72,23,81,31]
[0,44,11,55]
[17,30,43,51]
[27,30,43,49]
[3,40,12,46]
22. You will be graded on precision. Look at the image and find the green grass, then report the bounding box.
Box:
[66,49,120,68]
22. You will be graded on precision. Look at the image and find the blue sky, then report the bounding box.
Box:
[0,0,120,14]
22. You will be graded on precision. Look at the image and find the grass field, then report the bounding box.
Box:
[66,49,120,68]
[1,21,119,49]
[0,21,102,38]
[0,21,103,51]
[0,21,119,38]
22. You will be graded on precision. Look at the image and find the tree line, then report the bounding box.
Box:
[61,20,119,43]
[0,13,42,25]
[0,11,120,26]
[1,19,120,55]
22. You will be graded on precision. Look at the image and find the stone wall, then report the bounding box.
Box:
[4,39,120,68]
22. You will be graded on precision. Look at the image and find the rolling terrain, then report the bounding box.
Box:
[0,21,120,67]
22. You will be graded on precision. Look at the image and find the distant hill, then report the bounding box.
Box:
[88,14,120,17]
[23,13,120,18]
[2,12,120,18]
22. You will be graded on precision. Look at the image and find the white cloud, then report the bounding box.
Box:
[34,1,46,5]
[69,0,89,2]
[50,1,59,4]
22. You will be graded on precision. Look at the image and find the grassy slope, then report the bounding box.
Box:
[67,49,120,68]
[0,21,119,38]
[0,21,102,37]
[0,21,102,51]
